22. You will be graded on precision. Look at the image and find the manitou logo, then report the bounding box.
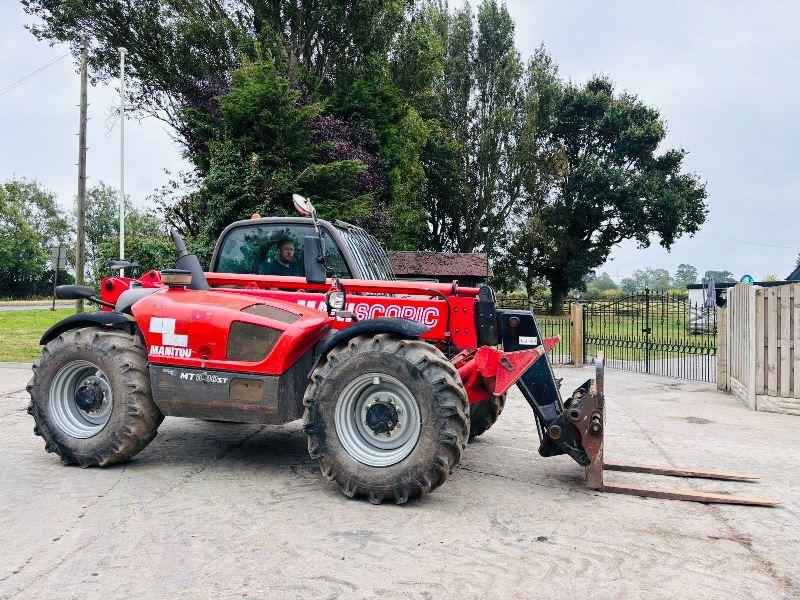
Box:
[149,345,192,358]
[148,317,192,358]
[297,299,440,326]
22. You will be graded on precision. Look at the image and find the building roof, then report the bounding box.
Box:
[388,251,492,278]
[786,266,800,281]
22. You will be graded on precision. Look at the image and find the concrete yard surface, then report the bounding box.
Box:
[0,363,798,599]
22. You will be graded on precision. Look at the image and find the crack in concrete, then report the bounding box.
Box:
[460,464,598,499]
[0,389,28,420]
[2,425,267,600]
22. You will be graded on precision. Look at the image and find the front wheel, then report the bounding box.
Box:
[303,334,469,504]
[27,328,163,467]
[468,393,507,441]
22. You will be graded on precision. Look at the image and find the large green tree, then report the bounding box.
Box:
[181,58,377,257]
[22,0,424,252]
[0,179,72,297]
[24,0,709,293]
[420,1,523,254]
[499,51,707,313]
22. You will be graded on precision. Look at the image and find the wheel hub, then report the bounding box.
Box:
[365,400,399,435]
[74,379,106,413]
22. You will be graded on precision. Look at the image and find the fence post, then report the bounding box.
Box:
[716,307,728,390]
[747,284,757,409]
[570,302,584,365]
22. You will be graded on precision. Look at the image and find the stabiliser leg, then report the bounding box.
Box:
[568,353,779,507]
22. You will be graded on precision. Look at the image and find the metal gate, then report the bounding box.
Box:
[583,289,717,382]
[496,296,573,364]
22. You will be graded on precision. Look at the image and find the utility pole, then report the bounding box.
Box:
[118,47,127,274]
[75,37,89,312]
[482,225,492,282]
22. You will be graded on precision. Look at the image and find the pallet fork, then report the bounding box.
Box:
[568,354,779,507]
[495,310,779,507]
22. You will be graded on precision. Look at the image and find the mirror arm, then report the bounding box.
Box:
[88,296,116,309]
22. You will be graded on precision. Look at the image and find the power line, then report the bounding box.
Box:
[696,234,796,250]
[0,51,69,100]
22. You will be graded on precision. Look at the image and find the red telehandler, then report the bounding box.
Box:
[28,195,777,506]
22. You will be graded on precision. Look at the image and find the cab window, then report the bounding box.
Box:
[214,224,352,278]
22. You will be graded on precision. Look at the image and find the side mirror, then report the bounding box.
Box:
[106,258,140,276]
[303,236,327,284]
[292,193,315,217]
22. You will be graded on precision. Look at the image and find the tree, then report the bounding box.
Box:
[78,183,119,282]
[0,179,72,297]
[703,270,736,284]
[24,0,709,291]
[580,271,617,300]
[506,63,707,312]
[23,0,421,252]
[22,1,409,130]
[422,1,524,255]
[181,58,385,257]
[589,272,618,293]
[94,207,173,282]
[619,277,638,294]
[618,268,672,293]
[672,263,698,288]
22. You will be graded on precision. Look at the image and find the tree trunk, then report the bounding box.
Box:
[550,286,567,316]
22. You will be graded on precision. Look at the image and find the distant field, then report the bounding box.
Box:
[0,309,72,362]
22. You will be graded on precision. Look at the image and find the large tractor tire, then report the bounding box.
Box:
[303,333,469,504]
[27,328,163,467]
[468,393,507,441]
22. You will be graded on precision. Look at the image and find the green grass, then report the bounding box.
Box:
[0,309,73,362]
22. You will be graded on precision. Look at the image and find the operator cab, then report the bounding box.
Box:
[211,217,395,281]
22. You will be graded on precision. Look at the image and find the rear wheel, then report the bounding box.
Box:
[468,393,507,441]
[27,328,163,467]
[303,334,469,504]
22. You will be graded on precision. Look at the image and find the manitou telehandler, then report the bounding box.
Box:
[28,195,777,506]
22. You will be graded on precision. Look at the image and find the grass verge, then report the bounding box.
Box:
[0,309,73,362]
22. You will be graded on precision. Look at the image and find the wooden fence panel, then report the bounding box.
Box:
[780,286,792,397]
[794,297,800,398]
[767,287,778,396]
[724,283,800,413]
[755,288,765,395]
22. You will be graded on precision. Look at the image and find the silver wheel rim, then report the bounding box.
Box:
[334,372,421,467]
[49,360,113,438]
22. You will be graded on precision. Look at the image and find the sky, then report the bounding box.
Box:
[1,1,799,282]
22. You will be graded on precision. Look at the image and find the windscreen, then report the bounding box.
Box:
[335,224,395,281]
[214,223,352,278]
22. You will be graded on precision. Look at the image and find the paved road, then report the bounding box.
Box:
[0,304,71,312]
[1,363,798,599]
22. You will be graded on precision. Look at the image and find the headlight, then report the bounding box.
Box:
[327,290,345,311]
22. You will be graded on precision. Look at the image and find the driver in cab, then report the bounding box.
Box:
[257,237,301,276]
